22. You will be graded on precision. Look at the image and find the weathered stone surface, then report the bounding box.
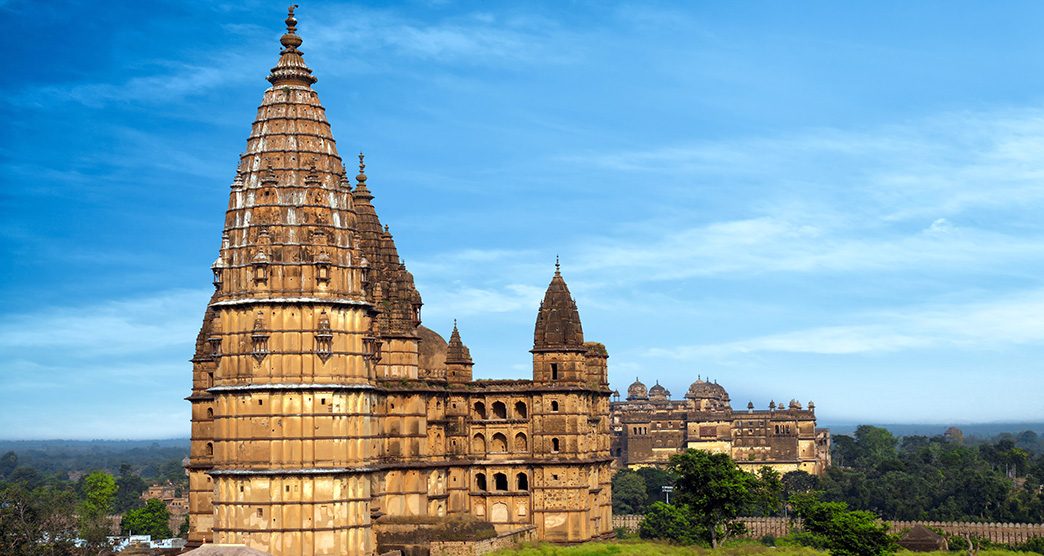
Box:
[187,8,613,556]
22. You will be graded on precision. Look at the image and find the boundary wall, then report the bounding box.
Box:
[612,515,1044,545]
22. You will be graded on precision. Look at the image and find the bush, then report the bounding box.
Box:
[1016,536,1044,555]
[638,502,706,545]
[790,495,896,556]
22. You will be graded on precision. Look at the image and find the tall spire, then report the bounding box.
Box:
[268,5,317,86]
[533,262,585,352]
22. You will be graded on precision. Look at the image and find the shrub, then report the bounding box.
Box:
[638,502,706,545]
[789,494,896,556]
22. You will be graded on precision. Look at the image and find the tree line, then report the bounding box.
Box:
[620,449,897,555]
[615,426,1044,523]
[0,450,186,555]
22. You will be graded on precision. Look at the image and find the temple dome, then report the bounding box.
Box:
[626,378,648,401]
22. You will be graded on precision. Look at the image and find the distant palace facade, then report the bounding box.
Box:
[610,378,831,475]
[185,8,612,556]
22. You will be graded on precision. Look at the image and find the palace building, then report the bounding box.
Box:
[185,9,613,556]
[610,378,831,475]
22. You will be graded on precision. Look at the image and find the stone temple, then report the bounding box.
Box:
[185,8,613,555]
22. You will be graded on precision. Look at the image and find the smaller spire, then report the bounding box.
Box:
[339,164,352,189]
[352,153,373,201]
[446,319,472,364]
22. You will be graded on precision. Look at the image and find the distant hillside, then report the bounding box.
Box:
[823,422,1044,438]
[0,438,190,478]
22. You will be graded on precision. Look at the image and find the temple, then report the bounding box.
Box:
[185,8,613,555]
[610,377,831,475]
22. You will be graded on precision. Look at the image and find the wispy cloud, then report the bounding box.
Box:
[648,288,1044,359]
[0,289,209,359]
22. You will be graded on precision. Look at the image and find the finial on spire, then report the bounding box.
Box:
[356,152,368,184]
[554,255,561,275]
[280,5,303,50]
[268,5,316,85]
[453,318,458,329]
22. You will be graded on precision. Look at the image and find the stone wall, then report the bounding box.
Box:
[612,515,1044,545]
[430,526,536,556]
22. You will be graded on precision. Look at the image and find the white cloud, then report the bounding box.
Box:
[420,283,545,319]
[0,289,210,359]
[647,288,1044,358]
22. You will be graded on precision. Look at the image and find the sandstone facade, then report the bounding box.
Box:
[186,9,613,556]
[611,378,830,475]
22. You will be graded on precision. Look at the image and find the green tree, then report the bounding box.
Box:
[748,466,784,516]
[78,471,117,546]
[791,494,897,556]
[782,470,819,498]
[115,463,148,513]
[668,449,764,547]
[0,450,17,478]
[637,466,674,504]
[611,470,649,514]
[0,482,81,556]
[638,502,704,545]
[122,498,172,539]
[854,425,897,464]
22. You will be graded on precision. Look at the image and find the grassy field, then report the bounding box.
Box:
[490,540,1035,556]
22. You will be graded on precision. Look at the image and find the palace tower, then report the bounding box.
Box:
[187,9,613,555]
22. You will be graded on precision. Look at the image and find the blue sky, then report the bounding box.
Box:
[3,1,1044,439]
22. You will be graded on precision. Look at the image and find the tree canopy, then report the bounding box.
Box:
[122,498,172,539]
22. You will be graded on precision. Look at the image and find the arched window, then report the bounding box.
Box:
[474,401,487,419]
[472,433,486,453]
[205,442,213,456]
[514,401,527,418]
[206,407,214,419]
[493,473,508,491]
[551,438,560,452]
[551,400,559,412]
[516,472,529,491]
[475,473,487,491]
[514,432,528,451]
[491,433,508,452]
[492,401,507,419]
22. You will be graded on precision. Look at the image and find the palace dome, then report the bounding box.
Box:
[648,381,670,401]
[626,378,648,401]
[417,325,448,374]
[684,378,729,401]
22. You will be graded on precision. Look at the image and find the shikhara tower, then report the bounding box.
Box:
[187,8,613,556]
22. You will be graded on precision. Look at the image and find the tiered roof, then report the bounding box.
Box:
[351,154,423,338]
[446,321,473,365]
[532,259,585,352]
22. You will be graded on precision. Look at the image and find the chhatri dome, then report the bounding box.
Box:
[684,376,730,401]
[648,381,670,401]
[626,378,648,401]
